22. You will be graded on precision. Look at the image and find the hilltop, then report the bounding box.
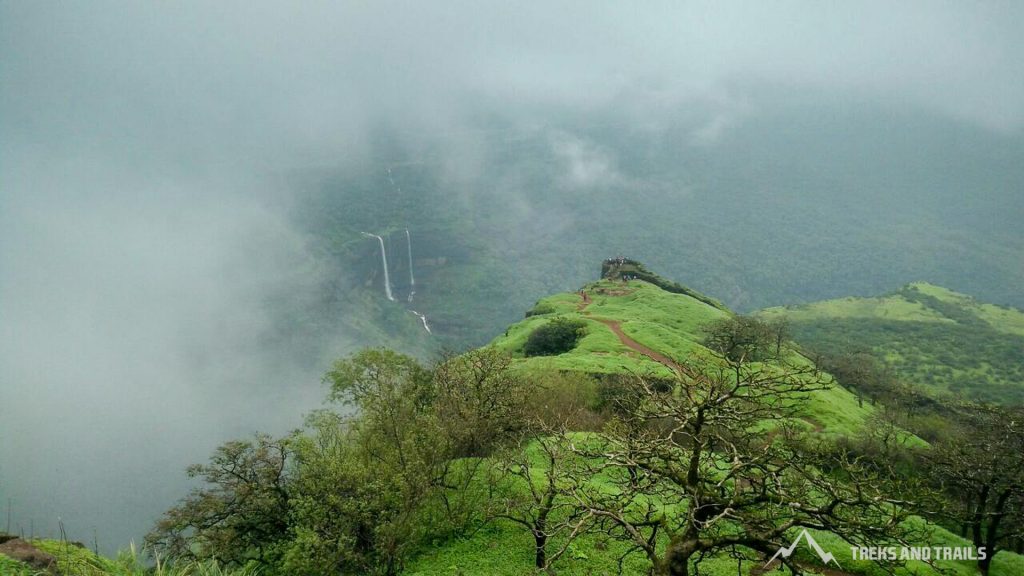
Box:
[489,270,884,438]
[758,282,1024,404]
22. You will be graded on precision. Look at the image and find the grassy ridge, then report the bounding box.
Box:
[492,279,878,437]
[759,282,1024,404]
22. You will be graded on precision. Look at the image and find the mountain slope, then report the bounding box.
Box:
[758,282,1024,404]
[490,273,876,436]
[294,104,1024,353]
[407,273,1023,576]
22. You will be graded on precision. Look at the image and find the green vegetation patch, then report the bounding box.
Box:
[523,318,588,357]
[759,283,1024,404]
[0,553,36,576]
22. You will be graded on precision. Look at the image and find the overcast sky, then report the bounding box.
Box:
[3,2,1022,167]
[2,0,1023,552]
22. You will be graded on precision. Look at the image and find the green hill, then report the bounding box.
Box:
[401,275,1023,576]
[489,275,887,439]
[758,282,1024,404]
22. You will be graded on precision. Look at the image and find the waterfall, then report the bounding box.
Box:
[405,229,416,302]
[410,310,432,334]
[362,232,395,301]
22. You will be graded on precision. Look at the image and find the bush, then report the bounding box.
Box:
[523,318,587,357]
[525,302,556,317]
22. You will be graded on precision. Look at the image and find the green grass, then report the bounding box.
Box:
[908,282,1024,337]
[492,279,728,376]
[404,446,1021,576]
[0,553,37,576]
[408,520,1024,576]
[406,520,658,576]
[0,540,262,576]
[758,295,950,324]
[758,282,1024,404]
[792,520,1024,576]
[491,279,880,437]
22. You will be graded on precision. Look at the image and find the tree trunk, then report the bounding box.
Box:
[657,540,695,576]
[533,530,547,569]
[978,551,993,576]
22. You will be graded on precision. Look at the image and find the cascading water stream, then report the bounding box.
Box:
[410,310,432,334]
[405,229,416,302]
[363,227,430,335]
[362,232,395,301]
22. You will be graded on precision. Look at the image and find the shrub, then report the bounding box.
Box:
[523,318,587,357]
[525,302,556,317]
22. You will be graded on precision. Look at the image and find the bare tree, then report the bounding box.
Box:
[927,404,1024,575]
[486,430,592,570]
[561,350,920,576]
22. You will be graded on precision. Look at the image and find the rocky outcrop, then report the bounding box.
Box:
[601,257,727,311]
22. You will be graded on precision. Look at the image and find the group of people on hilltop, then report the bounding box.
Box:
[604,256,638,282]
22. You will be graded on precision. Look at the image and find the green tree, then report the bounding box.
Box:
[524,318,587,357]
[433,347,527,457]
[320,349,447,574]
[283,411,429,576]
[145,434,294,568]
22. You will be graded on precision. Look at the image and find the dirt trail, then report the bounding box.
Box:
[578,289,678,371]
[577,290,592,311]
[594,318,679,372]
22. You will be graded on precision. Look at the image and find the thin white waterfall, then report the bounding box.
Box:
[362,232,395,301]
[410,310,432,334]
[405,229,415,287]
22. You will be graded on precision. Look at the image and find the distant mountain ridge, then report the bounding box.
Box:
[758,282,1024,404]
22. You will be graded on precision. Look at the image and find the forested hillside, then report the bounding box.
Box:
[759,282,1024,404]
[287,105,1024,354]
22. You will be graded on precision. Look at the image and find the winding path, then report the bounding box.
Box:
[594,318,680,372]
[578,290,679,372]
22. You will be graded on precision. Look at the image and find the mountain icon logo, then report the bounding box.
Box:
[765,529,841,569]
